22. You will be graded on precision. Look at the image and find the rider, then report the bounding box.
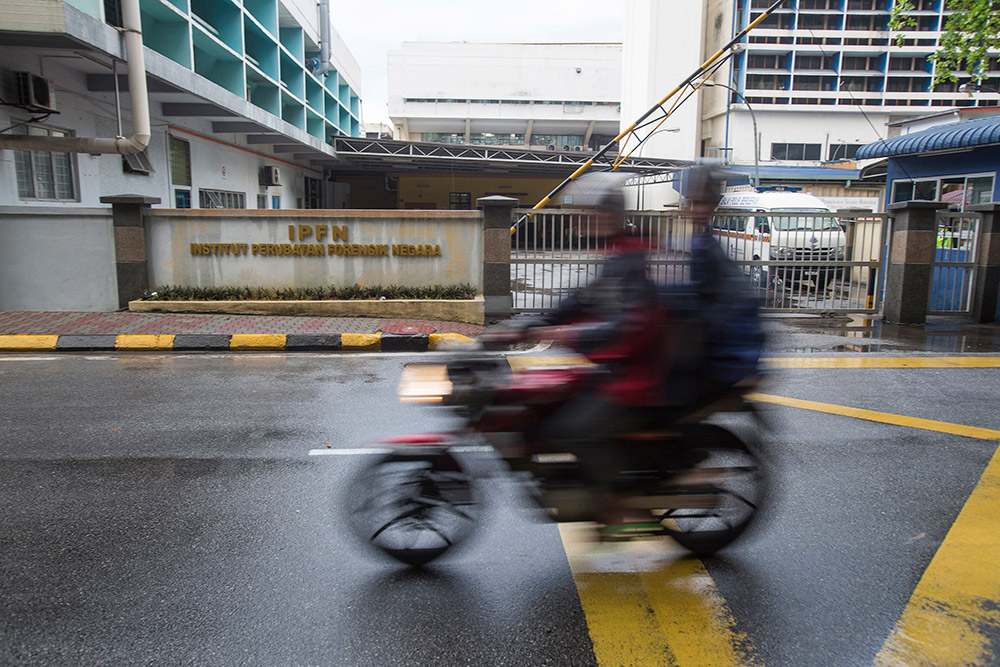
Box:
[519,167,757,534]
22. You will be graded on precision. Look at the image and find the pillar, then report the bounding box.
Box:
[99,194,160,309]
[884,200,947,325]
[969,202,1000,323]
[477,195,518,323]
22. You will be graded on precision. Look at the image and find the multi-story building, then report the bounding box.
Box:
[387,42,621,153]
[0,0,362,210]
[623,0,999,208]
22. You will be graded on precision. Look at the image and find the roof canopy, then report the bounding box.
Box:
[856,114,1000,160]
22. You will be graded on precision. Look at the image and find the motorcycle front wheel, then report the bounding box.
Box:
[657,425,764,555]
[344,449,481,567]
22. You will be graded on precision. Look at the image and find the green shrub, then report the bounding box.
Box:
[145,284,478,301]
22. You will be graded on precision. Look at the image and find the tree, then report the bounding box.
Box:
[889,0,1000,84]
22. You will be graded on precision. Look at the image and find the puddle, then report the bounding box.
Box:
[770,315,1000,354]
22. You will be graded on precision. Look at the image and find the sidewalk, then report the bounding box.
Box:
[0,311,484,352]
[1,310,998,354]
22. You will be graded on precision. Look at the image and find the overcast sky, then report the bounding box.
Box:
[332,0,625,126]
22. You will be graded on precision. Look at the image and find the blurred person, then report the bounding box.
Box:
[516,167,764,536]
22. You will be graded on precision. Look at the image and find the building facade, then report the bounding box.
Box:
[0,0,362,211]
[387,42,621,153]
[623,0,1000,207]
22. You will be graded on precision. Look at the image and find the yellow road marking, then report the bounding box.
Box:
[0,335,59,350]
[747,393,1000,441]
[763,357,1000,369]
[559,524,760,667]
[340,333,380,350]
[229,334,286,349]
[115,334,175,350]
[874,443,1000,667]
[428,333,476,351]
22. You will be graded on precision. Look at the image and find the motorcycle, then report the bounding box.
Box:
[342,332,767,567]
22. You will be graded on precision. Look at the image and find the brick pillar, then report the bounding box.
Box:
[968,202,1000,323]
[477,195,518,323]
[884,200,947,325]
[99,195,160,309]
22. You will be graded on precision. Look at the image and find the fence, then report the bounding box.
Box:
[511,208,889,314]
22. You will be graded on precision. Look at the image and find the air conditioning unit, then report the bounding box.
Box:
[573,146,582,152]
[562,145,570,151]
[14,72,57,113]
[547,145,556,151]
[260,166,281,186]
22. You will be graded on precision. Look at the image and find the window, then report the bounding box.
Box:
[799,13,841,30]
[846,14,888,30]
[169,136,191,186]
[13,122,78,201]
[257,194,267,209]
[886,76,930,92]
[893,174,994,210]
[771,143,821,160]
[847,0,886,9]
[842,56,881,72]
[889,56,927,72]
[841,76,883,91]
[449,192,471,210]
[271,195,281,209]
[747,74,789,90]
[793,75,836,91]
[747,53,787,69]
[175,189,191,208]
[198,189,246,209]
[122,149,154,175]
[828,144,864,160]
[423,133,465,144]
[469,132,525,146]
[304,176,322,209]
[795,55,835,71]
[892,179,937,203]
[751,12,794,29]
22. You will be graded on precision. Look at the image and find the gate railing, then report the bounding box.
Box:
[929,211,980,314]
[511,208,889,314]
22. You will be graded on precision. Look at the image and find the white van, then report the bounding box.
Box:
[712,189,848,291]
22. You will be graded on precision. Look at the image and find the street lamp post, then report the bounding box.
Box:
[702,80,760,191]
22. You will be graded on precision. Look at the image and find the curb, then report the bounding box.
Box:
[0,333,478,353]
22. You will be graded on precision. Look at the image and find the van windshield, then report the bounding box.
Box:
[767,208,840,230]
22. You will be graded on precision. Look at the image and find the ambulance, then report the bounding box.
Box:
[712,188,848,291]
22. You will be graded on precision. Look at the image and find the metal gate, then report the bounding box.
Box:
[511,208,889,315]
[929,211,980,314]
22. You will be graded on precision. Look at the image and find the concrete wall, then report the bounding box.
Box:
[0,207,117,311]
[145,209,484,290]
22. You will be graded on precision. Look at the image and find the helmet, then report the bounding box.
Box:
[684,165,724,209]
[563,171,628,214]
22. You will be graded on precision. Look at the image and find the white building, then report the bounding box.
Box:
[388,42,621,153]
[623,0,999,208]
[0,0,362,211]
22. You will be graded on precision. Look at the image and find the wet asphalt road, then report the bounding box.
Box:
[1,350,998,666]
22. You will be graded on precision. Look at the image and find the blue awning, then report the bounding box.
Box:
[856,114,1000,159]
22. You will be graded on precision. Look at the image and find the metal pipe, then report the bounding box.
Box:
[313,0,332,76]
[0,0,150,154]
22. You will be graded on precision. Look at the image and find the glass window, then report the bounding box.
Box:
[771,143,821,160]
[967,176,994,206]
[174,189,191,208]
[198,189,246,209]
[828,144,864,160]
[13,123,78,201]
[449,192,471,210]
[169,136,191,187]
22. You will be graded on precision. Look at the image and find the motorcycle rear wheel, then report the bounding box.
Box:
[657,426,764,554]
[345,449,480,567]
